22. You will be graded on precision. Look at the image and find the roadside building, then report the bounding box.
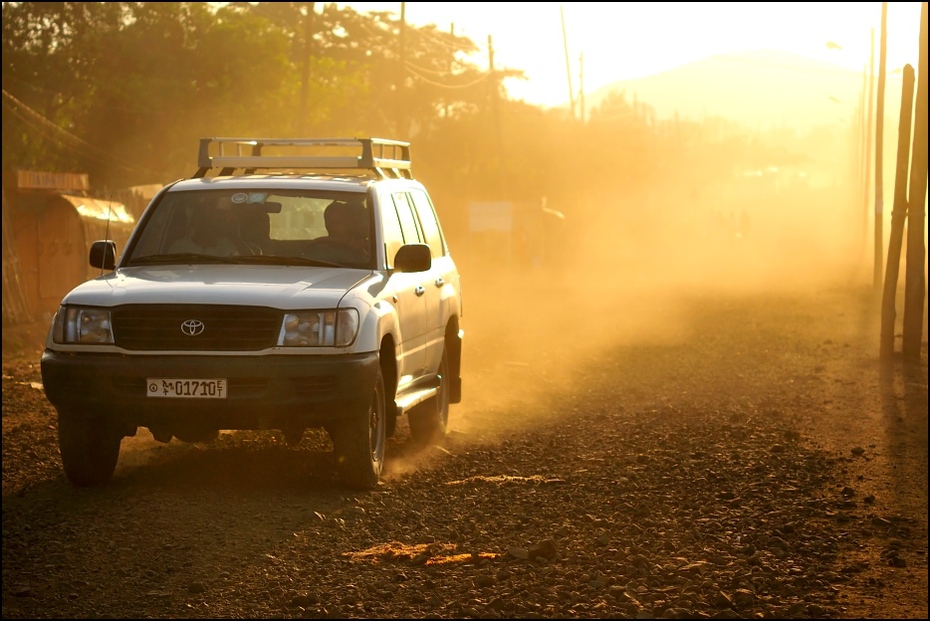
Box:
[2,170,135,326]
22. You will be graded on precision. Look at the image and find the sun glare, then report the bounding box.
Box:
[340,1,924,108]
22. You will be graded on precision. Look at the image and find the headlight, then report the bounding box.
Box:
[52,306,114,344]
[278,309,359,347]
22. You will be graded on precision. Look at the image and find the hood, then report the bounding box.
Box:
[62,265,373,309]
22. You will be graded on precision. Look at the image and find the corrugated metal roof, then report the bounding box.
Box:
[59,194,135,225]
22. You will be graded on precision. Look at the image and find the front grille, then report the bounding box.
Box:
[111,305,281,351]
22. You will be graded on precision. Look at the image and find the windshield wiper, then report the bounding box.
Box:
[127,253,347,268]
[224,255,345,267]
[126,253,238,265]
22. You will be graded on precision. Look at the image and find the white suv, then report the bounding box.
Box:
[40,138,464,489]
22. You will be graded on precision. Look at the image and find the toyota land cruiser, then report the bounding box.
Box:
[40,137,464,489]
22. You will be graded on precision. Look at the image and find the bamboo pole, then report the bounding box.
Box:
[902,1,929,361]
[880,65,916,360]
[874,7,888,294]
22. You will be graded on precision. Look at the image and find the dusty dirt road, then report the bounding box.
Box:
[2,233,928,619]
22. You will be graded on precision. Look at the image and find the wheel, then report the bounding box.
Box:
[57,411,123,487]
[409,345,451,446]
[330,366,387,489]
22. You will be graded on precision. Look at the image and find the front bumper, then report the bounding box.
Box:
[40,350,379,430]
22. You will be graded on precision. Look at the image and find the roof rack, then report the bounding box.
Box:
[193,137,413,180]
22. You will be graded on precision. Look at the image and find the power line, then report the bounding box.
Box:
[244,3,295,28]
[2,74,178,118]
[2,89,155,176]
[404,64,490,89]
[404,22,470,54]
[3,73,63,97]
[403,59,469,77]
[3,89,114,160]
[2,98,125,170]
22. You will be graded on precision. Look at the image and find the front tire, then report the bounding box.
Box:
[57,411,123,487]
[330,366,387,489]
[409,345,451,446]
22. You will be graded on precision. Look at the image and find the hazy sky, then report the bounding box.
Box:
[337,1,925,108]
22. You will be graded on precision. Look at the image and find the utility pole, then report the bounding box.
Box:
[579,52,585,124]
[863,40,875,273]
[299,2,316,133]
[560,5,575,120]
[902,0,928,362]
[489,34,504,197]
[446,23,455,118]
[396,2,407,138]
[874,16,887,295]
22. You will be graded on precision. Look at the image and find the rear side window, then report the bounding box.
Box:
[410,188,445,259]
[381,194,405,269]
[392,192,423,244]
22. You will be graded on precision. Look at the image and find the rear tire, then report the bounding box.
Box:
[330,366,387,489]
[409,345,451,446]
[57,411,123,487]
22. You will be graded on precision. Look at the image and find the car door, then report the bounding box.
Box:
[409,187,456,375]
[383,191,428,387]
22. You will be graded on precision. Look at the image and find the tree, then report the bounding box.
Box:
[2,2,498,187]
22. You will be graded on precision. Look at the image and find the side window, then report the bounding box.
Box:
[392,192,423,244]
[410,188,445,259]
[381,194,405,268]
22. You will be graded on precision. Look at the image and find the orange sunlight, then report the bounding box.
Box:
[340,1,924,108]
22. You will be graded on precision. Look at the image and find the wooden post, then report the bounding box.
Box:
[863,44,875,271]
[880,65,916,360]
[902,1,928,362]
[855,65,868,260]
[874,10,887,294]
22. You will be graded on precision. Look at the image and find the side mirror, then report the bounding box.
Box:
[393,243,431,273]
[89,240,117,270]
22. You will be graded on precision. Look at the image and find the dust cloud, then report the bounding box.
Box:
[106,121,905,479]
[441,156,873,445]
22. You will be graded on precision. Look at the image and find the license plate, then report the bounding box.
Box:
[147,378,227,399]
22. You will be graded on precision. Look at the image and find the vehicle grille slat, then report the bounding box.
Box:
[111,305,281,351]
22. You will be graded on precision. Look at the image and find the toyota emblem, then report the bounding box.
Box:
[180,319,205,336]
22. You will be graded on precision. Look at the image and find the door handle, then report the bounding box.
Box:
[415,285,425,296]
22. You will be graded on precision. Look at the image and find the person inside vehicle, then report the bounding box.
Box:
[238,206,271,255]
[313,199,370,263]
[169,197,250,256]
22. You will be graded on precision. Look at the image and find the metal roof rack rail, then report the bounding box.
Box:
[193,137,413,180]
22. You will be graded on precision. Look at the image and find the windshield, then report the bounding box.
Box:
[123,189,374,269]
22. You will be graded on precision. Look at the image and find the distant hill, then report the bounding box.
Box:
[583,49,901,132]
